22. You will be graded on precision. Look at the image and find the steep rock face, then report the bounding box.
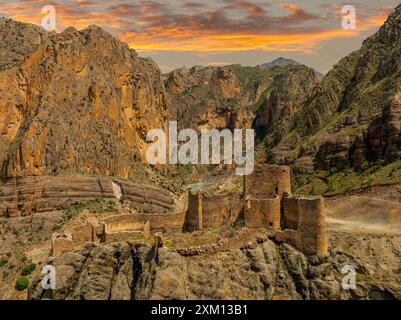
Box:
[28,234,401,300]
[207,68,241,99]
[0,19,167,180]
[0,19,47,72]
[165,66,214,95]
[166,66,252,131]
[366,93,401,162]
[166,64,317,134]
[254,67,318,147]
[270,5,401,171]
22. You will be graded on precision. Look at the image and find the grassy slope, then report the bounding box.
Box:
[293,160,401,197]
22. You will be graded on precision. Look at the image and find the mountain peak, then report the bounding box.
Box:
[260,57,324,80]
[260,57,301,69]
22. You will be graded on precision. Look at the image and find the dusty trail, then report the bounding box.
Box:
[325,185,401,235]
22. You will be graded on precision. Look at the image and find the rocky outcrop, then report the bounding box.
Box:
[315,92,401,170]
[0,176,175,217]
[28,233,401,300]
[166,66,253,131]
[254,66,318,146]
[165,66,214,95]
[166,64,317,135]
[365,92,401,162]
[207,68,241,99]
[0,18,167,180]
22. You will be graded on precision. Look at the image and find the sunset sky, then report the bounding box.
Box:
[0,0,399,73]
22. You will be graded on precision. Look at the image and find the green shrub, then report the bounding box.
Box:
[15,276,29,291]
[21,263,36,276]
[0,258,7,267]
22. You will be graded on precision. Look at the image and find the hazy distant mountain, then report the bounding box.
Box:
[260,57,324,80]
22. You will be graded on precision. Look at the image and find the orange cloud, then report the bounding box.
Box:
[0,1,397,54]
[118,11,392,53]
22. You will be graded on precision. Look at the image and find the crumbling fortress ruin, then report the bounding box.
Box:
[185,165,328,256]
[52,165,328,256]
[0,165,328,257]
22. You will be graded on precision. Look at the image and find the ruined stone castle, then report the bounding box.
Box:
[0,165,327,257]
[184,165,328,256]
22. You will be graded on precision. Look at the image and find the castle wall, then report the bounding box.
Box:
[244,164,291,199]
[280,195,328,256]
[184,191,243,231]
[105,220,145,233]
[183,192,203,232]
[104,230,143,242]
[202,194,228,228]
[52,215,158,255]
[282,193,299,230]
[143,221,151,238]
[92,223,105,243]
[71,222,94,243]
[244,196,281,229]
[145,212,185,232]
[203,193,242,228]
[225,192,243,224]
[51,233,74,256]
[101,212,185,233]
[275,229,298,248]
[297,197,328,256]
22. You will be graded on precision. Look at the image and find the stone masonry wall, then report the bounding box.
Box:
[244,196,281,229]
[202,192,242,228]
[101,212,186,233]
[184,191,243,231]
[244,164,291,199]
[279,195,328,256]
[282,193,299,230]
[183,192,203,232]
[297,197,328,256]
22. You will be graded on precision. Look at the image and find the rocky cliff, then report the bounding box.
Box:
[166,65,252,131]
[268,5,401,172]
[0,18,325,180]
[0,18,167,180]
[166,64,318,135]
[28,231,401,300]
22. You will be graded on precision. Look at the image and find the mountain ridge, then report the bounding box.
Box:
[260,57,324,80]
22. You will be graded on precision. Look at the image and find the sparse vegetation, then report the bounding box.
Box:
[21,263,36,276]
[63,198,117,222]
[16,253,27,263]
[0,258,7,267]
[293,160,401,196]
[15,276,29,291]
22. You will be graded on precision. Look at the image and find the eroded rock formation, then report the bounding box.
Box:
[28,235,401,300]
[269,4,401,171]
[0,176,175,217]
[0,18,167,179]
